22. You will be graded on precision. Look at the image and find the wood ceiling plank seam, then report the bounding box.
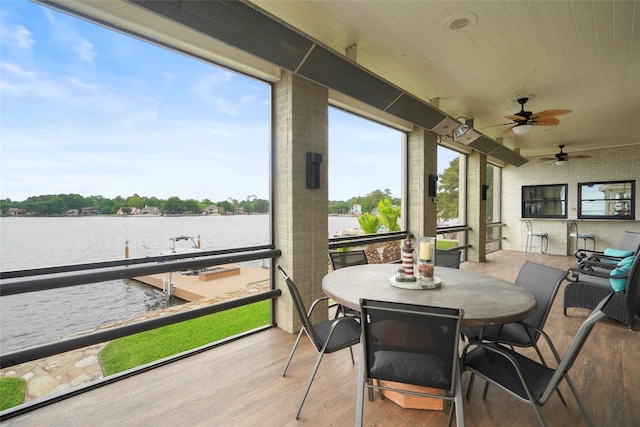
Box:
[500,1,549,94]
[470,2,521,84]
[481,1,543,127]
[524,1,568,96]
[546,1,587,105]
[569,1,599,85]
[614,1,640,124]
[457,33,514,106]
[591,1,616,127]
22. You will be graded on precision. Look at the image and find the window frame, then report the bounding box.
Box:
[578,180,635,220]
[521,184,568,219]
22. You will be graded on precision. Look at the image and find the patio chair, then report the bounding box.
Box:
[525,220,549,253]
[328,249,369,270]
[461,293,613,427]
[564,251,640,329]
[356,299,465,427]
[573,230,640,270]
[435,249,462,269]
[461,261,568,399]
[568,220,596,253]
[328,250,368,316]
[275,265,361,419]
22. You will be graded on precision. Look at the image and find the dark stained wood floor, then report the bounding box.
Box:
[4,251,639,426]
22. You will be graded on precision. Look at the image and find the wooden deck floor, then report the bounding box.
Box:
[5,251,639,426]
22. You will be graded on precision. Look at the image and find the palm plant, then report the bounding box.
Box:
[376,199,402,262]
[377,198,401,231]
[357,212,381,234]
[357,213,383,263]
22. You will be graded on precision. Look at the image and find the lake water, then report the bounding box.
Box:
[0,215,359,353]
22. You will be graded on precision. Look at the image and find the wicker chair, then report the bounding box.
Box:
[573,230,640,268]
[564,254,640,330]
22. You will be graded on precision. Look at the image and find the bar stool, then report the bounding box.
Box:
[525,220,548,253]
[568,220,596,252]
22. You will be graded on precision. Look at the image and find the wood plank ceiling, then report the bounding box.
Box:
[250,0,640,159]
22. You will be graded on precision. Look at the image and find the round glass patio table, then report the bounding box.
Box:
[322,263,536,326]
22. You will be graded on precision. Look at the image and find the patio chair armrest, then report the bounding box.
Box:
[461,342,524,373]
[569,264,628,282]
[308,296,331,316]
[521,324,563,364]
[575,249,603,261]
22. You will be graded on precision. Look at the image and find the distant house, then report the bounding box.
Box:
[116,207,140,215]
[66,209,79,216]
[204,205,219,215]
[140,206,160,215]
[81,206,99,216]
[7,208,27,216]
[350,204,362,215]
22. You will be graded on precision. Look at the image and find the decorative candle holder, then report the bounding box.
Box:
[417,236,435,282]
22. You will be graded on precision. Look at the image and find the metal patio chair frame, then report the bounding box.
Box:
[461,293,613,427]
[276,265,361,420]
[461,261,569,401]
[356,298,465,427]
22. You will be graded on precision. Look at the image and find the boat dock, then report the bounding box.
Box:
[134,263,270,302]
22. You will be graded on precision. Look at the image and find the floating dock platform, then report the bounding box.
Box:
[134,263,270,302]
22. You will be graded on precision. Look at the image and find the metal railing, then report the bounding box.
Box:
[0,247,281,419]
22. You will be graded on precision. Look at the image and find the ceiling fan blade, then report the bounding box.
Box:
[531,117,560,126]
[565,155,592,160]
[503,125,516,134]
[479,122,514,129]
[530,109,571,119]
[539,157,557,161]
[504,114,526,121]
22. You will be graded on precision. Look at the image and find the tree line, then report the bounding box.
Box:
[1,158,459,218]
[0,194,269,216]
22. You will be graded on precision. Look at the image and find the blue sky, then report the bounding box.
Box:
[0,1,454,203]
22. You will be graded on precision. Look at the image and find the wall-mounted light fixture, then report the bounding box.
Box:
[306,152,322,189]
[428,174,438,201]
[482,184,490,201]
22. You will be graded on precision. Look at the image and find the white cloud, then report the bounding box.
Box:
[75,38,96,62]
[193,72,244,115]
[0,22,34,49]
[0,61,35,78]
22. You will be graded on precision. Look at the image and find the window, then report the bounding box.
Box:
[486,163,502,253]
[1,0,272,373]
[328,107,405,232]
[486,163,501,224]
[578,180,635,220]
[522,184,567,218]
[437,145,467,257]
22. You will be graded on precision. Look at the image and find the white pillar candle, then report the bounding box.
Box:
[420,241,431,260]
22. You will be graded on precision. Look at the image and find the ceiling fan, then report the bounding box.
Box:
[540,145,592,165]
[502,97,571,134]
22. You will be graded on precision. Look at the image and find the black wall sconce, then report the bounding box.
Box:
[428,174,438,198]
[482,184,490,201]
[306,152,322,189]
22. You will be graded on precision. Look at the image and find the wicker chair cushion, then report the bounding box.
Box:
[604,247,635,259]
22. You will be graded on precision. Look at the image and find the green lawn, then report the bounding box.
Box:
[100,300,270,376]
[0,377,26,411]
[437,239,458,250]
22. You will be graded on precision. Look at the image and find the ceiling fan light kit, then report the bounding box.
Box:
[512,124,532,135]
